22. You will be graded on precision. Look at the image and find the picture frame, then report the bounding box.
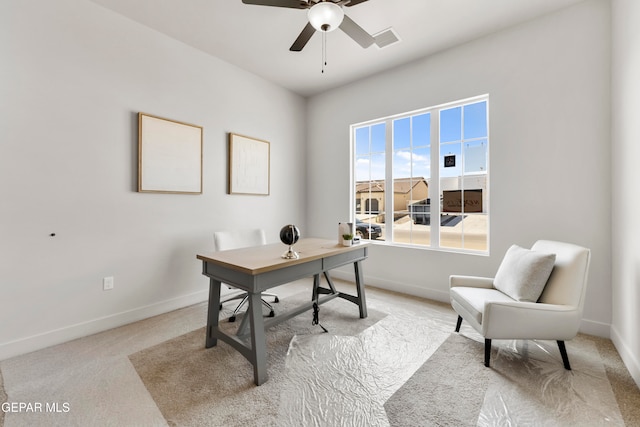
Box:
[228,133,270,195]
[138,113,203,194]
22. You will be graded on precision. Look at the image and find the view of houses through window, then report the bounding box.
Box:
[353,96,489,253]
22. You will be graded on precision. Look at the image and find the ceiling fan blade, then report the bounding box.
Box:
[339,15,375,48]
[242,0,307,9]
[290,22,316,51]
[345,0,369,6]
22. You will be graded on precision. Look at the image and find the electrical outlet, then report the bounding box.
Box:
[103,276,114,291]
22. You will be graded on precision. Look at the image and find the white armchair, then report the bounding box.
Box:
[450,240,591,370]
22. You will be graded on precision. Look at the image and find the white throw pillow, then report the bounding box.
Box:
[494,245,556,302]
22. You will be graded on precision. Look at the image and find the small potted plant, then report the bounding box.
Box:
[342,233,354,247]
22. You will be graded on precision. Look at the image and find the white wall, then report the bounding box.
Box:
[307,0,612,336]
[611,0,640,387]
[0,0,307,359]
[2,0,631,379]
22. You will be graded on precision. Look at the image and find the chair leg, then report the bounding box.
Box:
[557,340,572,370]
[229,293,278,322]
[220,291,246,305]
[261,298,275,317]
[484,339,492,367]
[455,315,462,332]
[229,295,249,322]
[262,292,279,303]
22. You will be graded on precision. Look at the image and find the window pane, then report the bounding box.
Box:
[355,175,386,242]
[463,213,488,250]
[440,107,462,142]
[393,149,412,179]
[369,152,385,180]
[392,178,412,245]
[464,140,487,173]
[355,153,385,197]
[355,122,386,242]
[412,147,430,180]
[393,178,430,246]
[393,118,410,150]
[355,156,370,182]
[355,127,370,156]
[391,113,431,246]
[440,96,488,251]
[412,113,430,147]
[371,123,386,153]
[440,181,464,250]
[356,217,384,242]
[441,220,464,249]
[440,142,462,178]
[463,101,487,139]
[407,197,431,245]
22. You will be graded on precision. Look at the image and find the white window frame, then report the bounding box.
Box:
[350,94,490,254]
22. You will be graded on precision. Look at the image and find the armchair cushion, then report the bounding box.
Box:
[450,286,514,325]
[493,244,556,302]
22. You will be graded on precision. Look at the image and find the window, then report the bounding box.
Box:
[352,95,489,253]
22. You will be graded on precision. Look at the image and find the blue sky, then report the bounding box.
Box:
[355,100,488,182]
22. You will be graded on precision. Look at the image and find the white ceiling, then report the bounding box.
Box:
[89,0,585,97]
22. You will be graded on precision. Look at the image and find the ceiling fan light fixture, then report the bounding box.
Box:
[308,2,344,32]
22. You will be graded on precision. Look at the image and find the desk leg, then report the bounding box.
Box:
[311,273,321,300]
[205,278,222,348]
[354,261,368,318]
[248,292,268,386]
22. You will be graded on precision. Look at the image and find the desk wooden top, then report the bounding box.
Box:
[197,238,368,276]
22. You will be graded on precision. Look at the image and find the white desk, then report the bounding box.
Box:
[197,238,368,385]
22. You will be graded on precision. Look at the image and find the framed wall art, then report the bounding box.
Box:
[228,133,270,195]
[138,113,203,194]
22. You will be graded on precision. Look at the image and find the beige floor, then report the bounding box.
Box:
[1,280,638,426]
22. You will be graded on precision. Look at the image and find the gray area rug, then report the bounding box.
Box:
[129,293,630,427]
[386,333,626,427]
[384,334,491,427]
[129,295,385,427]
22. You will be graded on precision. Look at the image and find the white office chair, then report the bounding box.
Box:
[214,229,279,322]
[450,240,591,370]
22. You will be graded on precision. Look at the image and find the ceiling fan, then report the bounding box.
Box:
[241,0,375,52]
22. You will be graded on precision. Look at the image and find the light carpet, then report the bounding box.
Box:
[128,292,634,427]
[3,285,638,426]
[129,295,385,427]
[0,370,6,426]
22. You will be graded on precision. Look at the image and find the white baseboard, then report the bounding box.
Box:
[0,290,209,361]
[5,274,621,375]
[579,318,611,338]
[331,270,452,304]
[610,325,640,389]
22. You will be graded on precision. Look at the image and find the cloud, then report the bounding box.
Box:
[394,151,428,162]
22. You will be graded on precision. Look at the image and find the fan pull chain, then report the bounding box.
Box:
[322,32,325,73]
[322,31,327,73]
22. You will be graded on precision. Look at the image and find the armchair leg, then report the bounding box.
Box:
[557,340,571,370]
[455,315,462,332]
[484,339,492,367]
